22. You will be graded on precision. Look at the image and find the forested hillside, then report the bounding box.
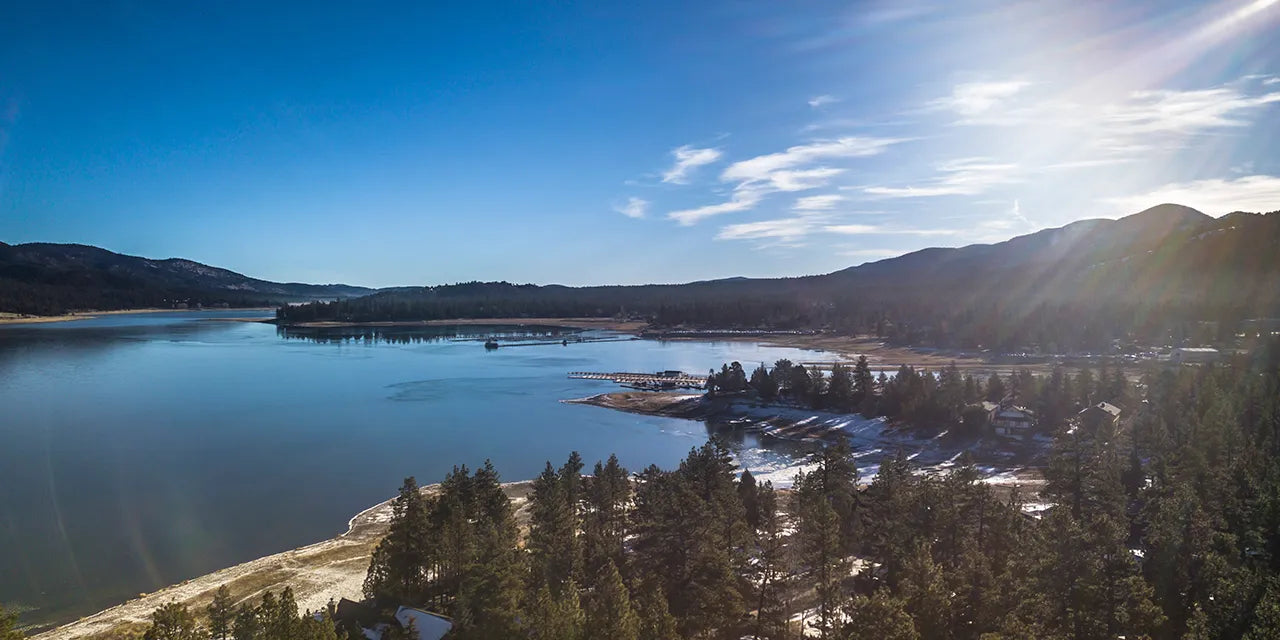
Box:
[0,242,372,315]
[277,205,1280,351]
[57,338,1280,640]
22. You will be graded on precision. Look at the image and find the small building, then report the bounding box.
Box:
[327,599,451,640]
[394,606,452,640]
[1171,347,1220,364]
[1078,401,1122,432]
[991,405,1035,436]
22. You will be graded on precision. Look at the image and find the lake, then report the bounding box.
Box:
[0,311,838,626]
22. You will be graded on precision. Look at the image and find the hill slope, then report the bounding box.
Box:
[279,204,1280,350]
[0,243,373,315]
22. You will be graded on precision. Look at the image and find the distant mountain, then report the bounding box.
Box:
[279,203,1280,350]
[0,242,374,315]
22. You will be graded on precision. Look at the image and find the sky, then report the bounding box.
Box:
[1,0,1278,288]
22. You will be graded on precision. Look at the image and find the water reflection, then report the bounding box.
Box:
[276,324,579,345]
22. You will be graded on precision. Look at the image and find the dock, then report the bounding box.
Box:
[568,371,708,390]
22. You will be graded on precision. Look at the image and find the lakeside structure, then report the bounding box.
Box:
[1171,347,1221,364]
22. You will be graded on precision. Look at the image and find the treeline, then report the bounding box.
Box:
[51,341,1280,640]
[709,356,1134,433]
[0,278,274,316]
[357,347,1280,639]
[274,211,1280,352]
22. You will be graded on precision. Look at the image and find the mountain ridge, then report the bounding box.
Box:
[0,242,374,315]
[276,203,1280,350]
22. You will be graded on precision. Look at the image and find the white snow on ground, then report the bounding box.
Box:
[725,400,1038,488]
[1021,502,1053,517]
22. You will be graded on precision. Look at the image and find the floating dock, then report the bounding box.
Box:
[568,371,708,389]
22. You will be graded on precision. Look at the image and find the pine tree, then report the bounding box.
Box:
[635,585,680,640]
[740,468,760,530]
[793,469,848,639]
[896,543,949,640]
[143,602,205,640]
[454,461,524,640]
[528,460,578,594]
[525,580,584,640]
[364,476,432,604]
[206,585,234,640]
[583,454,630,577]
[231,602,260,640]
[853,355,875,405]
[0,604,24,640]
[584,562,639,640]
[842,589,919,640]
[750,482,792,640]
[751,363,779,401]
[827,362,853,411]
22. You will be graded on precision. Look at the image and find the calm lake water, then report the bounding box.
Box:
[0,311,837,626]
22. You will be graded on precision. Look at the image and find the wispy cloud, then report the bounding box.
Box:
[716,218,814,242]
[669,191,764,226]
[1105,174,1280,215]
[613,197,649,219]
[1093,88,1280,152]
[793,194,845,212]
[932,81,1030,117]
[824,224,962,236]
[808,94,840,108]
[863,158,1018,198]
[661,145,723,184]
[669,136,902,225]
[722,137,900,183]
[936,79,1280,156]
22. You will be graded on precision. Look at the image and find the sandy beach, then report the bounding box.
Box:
[31,482,535,640]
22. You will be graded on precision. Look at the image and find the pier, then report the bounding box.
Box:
[568,371,708,390]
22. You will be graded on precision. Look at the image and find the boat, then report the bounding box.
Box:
[484,339,499,349]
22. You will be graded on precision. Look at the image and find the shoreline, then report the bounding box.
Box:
[569,390,1047,485]
[274,316,649,333]
[39,388,1048,638]
[31,481,536,640]
[0,307,275,326]
[276,317,1046,373]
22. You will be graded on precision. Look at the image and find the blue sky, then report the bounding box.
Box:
[1,0,1277,287]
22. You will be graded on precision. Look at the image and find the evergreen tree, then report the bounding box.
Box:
[206,585,234,640]
[794,470,849,638]
[842,589,919,640]
[525,581,584,640]
[635,585,680,640]
[528,460,578,594]
[853,355,875,405]
[583,455,630,577]
[143,602,205,640]
[584,562,639,640]
[750,482,792,640]
[0,605,24,640]
[453,461,524,640]
[231,603,260,640]
[827,362,854,411]
[751,363,779,401]
[985,373,1006,403]
[364,476,432,604]
[740,468,760,530]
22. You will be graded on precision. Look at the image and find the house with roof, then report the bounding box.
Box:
[1077,401,1122,432]
[327,599,452,640]
[991,404,1035,436]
